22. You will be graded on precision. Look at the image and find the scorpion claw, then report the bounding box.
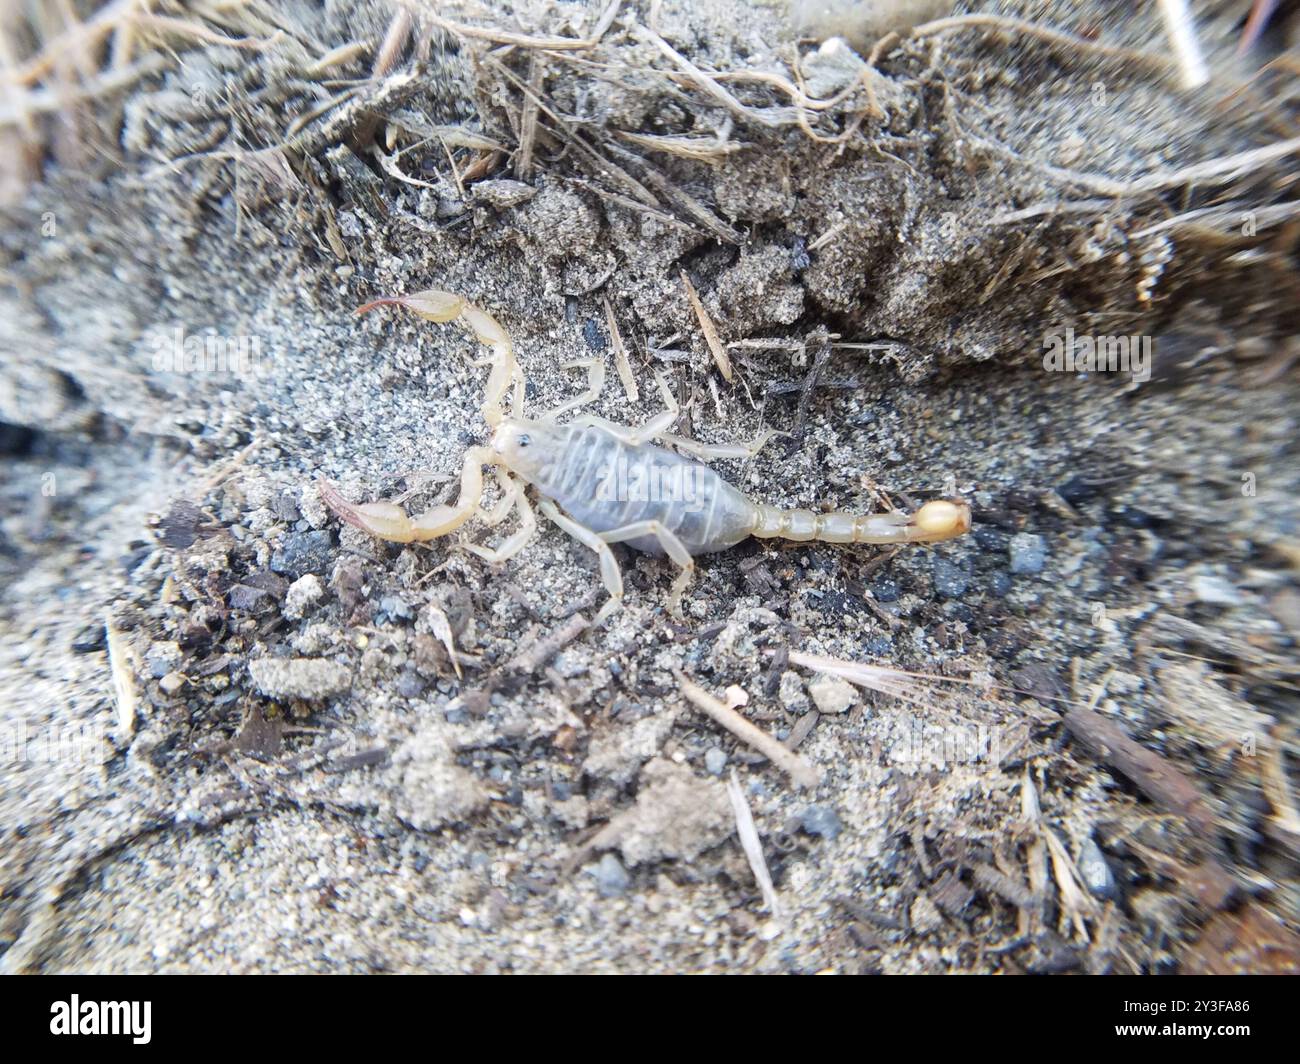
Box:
[318,478,419,542]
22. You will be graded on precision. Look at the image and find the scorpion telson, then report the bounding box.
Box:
[320,290,972,621]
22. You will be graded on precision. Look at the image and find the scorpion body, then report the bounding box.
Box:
[320,291,971,620]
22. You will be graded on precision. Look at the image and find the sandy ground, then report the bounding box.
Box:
[1,0,1298,973]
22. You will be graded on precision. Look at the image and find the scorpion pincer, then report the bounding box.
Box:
[319,290,972,621]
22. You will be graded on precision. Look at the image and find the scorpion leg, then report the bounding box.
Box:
[569,408,678,447]
[597,520,695,618]
[462,478,537,564]
[319,446,494,543]
[649,369,782,460]
[537,499,626,622]
[544,358,606,421]
[659,429,781,462]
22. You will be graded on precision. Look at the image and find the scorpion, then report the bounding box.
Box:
[319,290,972,621]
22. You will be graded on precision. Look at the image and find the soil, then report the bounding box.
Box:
[1,0,1298,973]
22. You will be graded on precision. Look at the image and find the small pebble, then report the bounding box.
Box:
[799,805,843,840]
[471,179,537,209]
[379,594,413,621]
[1008,532,1047,575]
[284,574,325,620]
[582,319,606,351]
[159,671,186,696]
[396,668,426,699]
[271,530,335,577]
[1077,837,1118,900]
[1192,573,1244,607]
[778,671,811,714]
[704,748,728,775]
[989,570,1012,597]
[871,577,900,603]
[247,657,351,700]
[807,675,856,714]
[228,584,271,611]
[863,635,892,656]
[933,557,968,597]
[71,624,106,654]
[145,640,182,678]
[590,853,630,898]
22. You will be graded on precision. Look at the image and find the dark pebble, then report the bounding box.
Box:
[396,668,426,699]
[799,805,843,840]
[270,530,335,576]
[989,570,1012,597]
[972,526,1006,552]
[71,624,106,654]
[790,237,810,271]
[933,557,968,598]
[582,319,606,351]
[1057,476,1101,506]
[872,578,900,603]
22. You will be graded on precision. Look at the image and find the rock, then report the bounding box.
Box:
[799,805,843,840]
[144,640,182,678]
[798,35,868,98]
[471,179,536,209]
[378,594,412,621]
[271,490,301,523]
[395,667,426,699]
[871,577,899,603]
[553,795,589,829]
[808,675,856,714]
[1268,586,1300,638]
[159,671,186,696]
[228,583,272,611]
[703,747,728,775]
[270,530,334,577]
[791,0,953,49]
[909,891,945,934]
[933,556,968,597]
[989,570,1012,597]
[1192,572,1244,607]
[71,624,106,654]
[284,574,324,619]
[247,657,351,700]
[1077,836,1118,899]
[1008,532,1047,575]
[778,671,811,714]
[589,853,630,897]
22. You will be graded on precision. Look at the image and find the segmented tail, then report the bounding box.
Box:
[751,499,971,545]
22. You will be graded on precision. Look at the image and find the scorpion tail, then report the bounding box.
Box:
[752,499,971,546]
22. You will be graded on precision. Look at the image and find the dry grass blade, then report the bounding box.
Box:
[427,0,622,52]
[786,649,993,711]
[104,613,138,738]
[602,296,638,401]
[680,270,733,381]
[615,130,743,162]
[727,770,781,920]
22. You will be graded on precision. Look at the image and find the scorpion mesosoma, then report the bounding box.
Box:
[319,290,972,621]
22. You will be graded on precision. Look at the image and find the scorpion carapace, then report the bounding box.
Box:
[320,290,972,620]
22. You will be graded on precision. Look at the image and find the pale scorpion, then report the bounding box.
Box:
[319,290,971,621]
